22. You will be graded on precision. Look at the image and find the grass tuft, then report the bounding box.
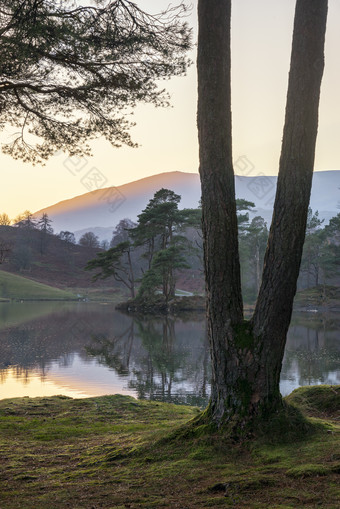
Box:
[286,384,340,419]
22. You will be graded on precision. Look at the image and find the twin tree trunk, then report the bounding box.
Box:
[197,0,328,427]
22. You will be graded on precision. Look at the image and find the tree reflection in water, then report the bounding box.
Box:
[87,316,211,407]
[86,322,135,377]
[0,303,339,402]
[282,313,340,389]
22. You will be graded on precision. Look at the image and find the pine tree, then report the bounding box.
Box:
[37,213,53,254]
[0,0,191,162]
[197,0,328,429]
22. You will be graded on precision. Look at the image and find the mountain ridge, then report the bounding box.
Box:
[34,170,340,241]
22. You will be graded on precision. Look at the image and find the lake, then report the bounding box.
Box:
[0,302,339,406]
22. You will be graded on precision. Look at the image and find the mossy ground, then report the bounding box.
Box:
[0,387,339,508]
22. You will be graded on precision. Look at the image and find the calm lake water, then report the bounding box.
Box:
[0,302,339,406]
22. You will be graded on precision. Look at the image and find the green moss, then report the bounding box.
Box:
[253,399,323,444]
[236,378,253,414]
[234,320,254,349]
[286,385,340,419]
[286,464,330,478]
[0,388,339,508]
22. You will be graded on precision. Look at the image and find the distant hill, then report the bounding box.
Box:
[34,170,340,241]
[34,172,201,241]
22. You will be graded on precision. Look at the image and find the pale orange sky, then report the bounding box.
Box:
[1,0,340,219]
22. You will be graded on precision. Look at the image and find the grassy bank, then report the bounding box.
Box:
[0,270,77,300]
[0,386,339,508]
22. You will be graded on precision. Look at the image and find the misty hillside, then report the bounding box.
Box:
[0,225,112,292]
[34,170,340,242]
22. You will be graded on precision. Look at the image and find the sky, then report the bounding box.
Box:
[1,0,340,219]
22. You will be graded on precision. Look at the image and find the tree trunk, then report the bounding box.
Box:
[251,0,327,409]
[197,0,328,428]
[127,250,135,299]
[198,0,244,424]
[255,243,261,295]
[169,272,176,299]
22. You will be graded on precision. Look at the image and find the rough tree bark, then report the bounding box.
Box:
[197,0,328,428]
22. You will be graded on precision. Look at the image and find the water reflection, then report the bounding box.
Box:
[85,316,210,406]
[281,314,340,395]
[0,302,339,404]
[0,303,136,399]
[86,322,136,377]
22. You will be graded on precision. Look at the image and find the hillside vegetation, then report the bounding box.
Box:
[1,198,339,304]
[0,270,77,300]
[0,225,113,292]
